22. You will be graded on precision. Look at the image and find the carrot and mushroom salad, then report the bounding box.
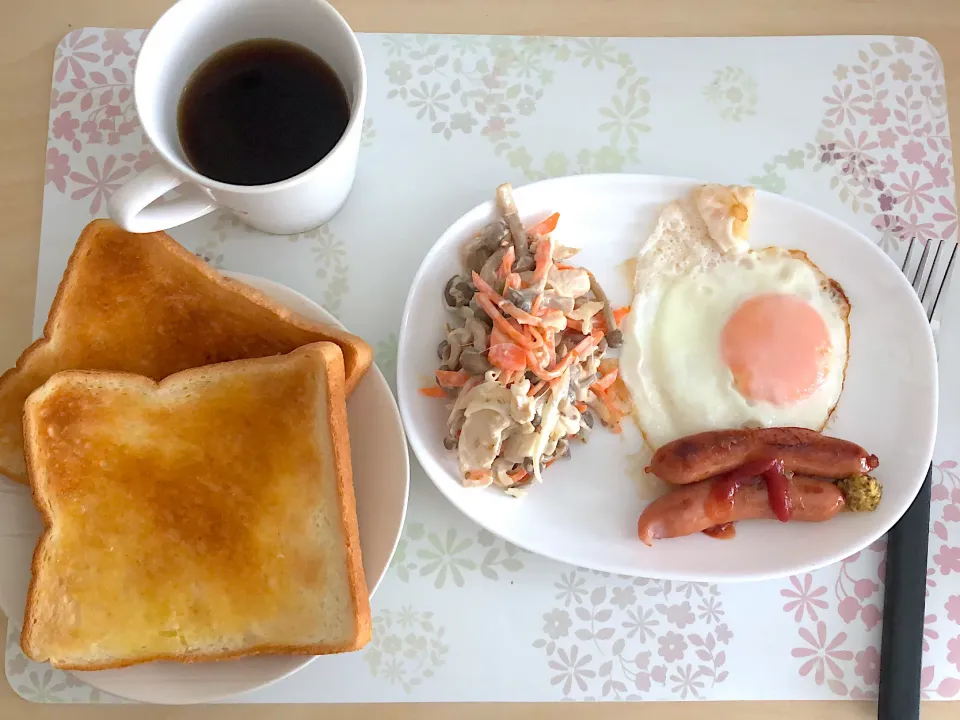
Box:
[420,183,633,495]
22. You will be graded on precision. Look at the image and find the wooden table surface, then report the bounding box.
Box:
[2,0,959,716]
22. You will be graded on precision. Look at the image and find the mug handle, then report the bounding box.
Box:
[107,165,218,233]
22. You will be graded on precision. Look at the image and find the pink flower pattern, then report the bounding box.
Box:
[854,646,880,686]
[45,148,70,193]
[51,110,79,141]
[933,196,958,240]
[891,170,935,213]
[902,139,927,164]
[935,546,960,575]
[46,29,145,199]
[69,155,130,214]
[950,636,960,672]
[54,29,100,82]
[947,595,960,625]
[792,622,853,685]
[782,575,828,621]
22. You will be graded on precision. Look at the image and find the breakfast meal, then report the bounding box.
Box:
[21,343,369,669]
[0,219,372,484]
[418,179,885,543]
[423,183,632,494]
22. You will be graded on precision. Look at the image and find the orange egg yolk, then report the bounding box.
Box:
[720,293,831,406]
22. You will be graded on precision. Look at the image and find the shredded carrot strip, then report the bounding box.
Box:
[531,294,543,315]
[593,386,625,426]
[529,211,560,237]
[532,236,555,283]
[436,369,470,388]
[467,469,492,483]
[529,330,604,381]
[613,305,631,326]
[592,368,619,392]
[525,325,547,350]
[471,271,506,302]
[575,401,588,413]
[505,272,522,290]
[472,271,541,325]
[419,386,448,398]
[555,263,578,271]
[507,468,529,484]
[489,341,527,372]
[529,380,546,396]
[499,246,516,278]
[475,293,536,348]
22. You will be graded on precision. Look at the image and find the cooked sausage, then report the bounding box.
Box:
[650,427,879,485]
[637,475,845,545]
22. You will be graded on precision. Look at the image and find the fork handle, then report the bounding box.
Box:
[878,465,932,720]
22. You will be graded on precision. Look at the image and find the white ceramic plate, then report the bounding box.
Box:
[397,174,937,582]
[0,271,409,704]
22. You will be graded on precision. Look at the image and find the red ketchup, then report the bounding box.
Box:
[762,459,794,522]
[704,456,795,535]
[702,522,736,539]
[706,457,777,521]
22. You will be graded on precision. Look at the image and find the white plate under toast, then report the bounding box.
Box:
[397,173,938,583]
[0,271,409,704]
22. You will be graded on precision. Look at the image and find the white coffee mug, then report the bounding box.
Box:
[108,0,366,235]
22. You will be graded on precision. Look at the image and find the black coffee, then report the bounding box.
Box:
[177,39,350,186]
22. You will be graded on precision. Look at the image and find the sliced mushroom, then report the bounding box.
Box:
[496,183,529,259]
[505,286,536,313]
[459,348,492,375]
[480,217,509,247]
[443,275,475,309]
[479,247,507,288]
[465,317,488,351]
[514,254,536,272]
[587,273,623,348]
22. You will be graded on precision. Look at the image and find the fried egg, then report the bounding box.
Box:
[620,188,850,450]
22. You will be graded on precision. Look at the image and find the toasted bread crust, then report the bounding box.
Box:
[21,344,370,669]
[318,343,373,650]
[0,220,372,483]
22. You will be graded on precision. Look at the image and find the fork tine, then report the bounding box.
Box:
[912,239,932,293]
[920,239,944,304]
[901,236,916,273]
[930,242,958,322]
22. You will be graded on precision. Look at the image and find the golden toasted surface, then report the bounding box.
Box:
[0,219,372,482]
[21,343,370,669]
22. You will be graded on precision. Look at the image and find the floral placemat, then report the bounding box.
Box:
[3,30,959,703]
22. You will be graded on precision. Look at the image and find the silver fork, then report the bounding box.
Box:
[901,236,958,344]
[878,236,957,720]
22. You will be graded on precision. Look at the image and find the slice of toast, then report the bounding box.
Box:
[21,342,370,670]
[0,219,372,483]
